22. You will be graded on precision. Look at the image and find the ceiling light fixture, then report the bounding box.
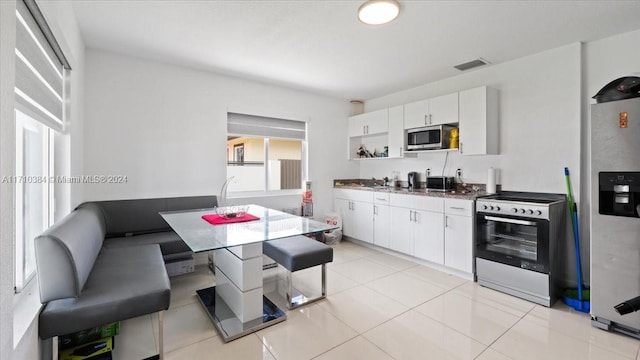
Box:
[358,0,400,25]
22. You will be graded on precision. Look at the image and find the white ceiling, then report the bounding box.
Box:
[71,0,640,101]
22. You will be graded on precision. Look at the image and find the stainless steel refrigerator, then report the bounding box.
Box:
[591,97,640,338]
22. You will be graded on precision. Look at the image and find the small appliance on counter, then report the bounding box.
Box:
[407,172,418,190]
[426,176,455,192]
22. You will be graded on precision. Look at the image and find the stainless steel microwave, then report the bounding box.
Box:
[407,124,456,151]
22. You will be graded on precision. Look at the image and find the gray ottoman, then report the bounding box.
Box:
[263,235,333,309]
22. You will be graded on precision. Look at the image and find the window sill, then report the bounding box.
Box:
[227,189,302,199]
[13,277,42,348]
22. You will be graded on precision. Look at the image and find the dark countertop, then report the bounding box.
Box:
[333,184,486,200]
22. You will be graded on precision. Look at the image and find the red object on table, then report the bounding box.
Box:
[201,213,260,225]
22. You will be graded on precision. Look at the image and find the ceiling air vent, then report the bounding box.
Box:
[454,58,490,71]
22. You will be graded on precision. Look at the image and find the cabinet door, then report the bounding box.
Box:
[388,105,404,158]
[429,92,459,125]
[458,87,485,155]
[365,108,389,135]
[373,204,390,248]
[403,99,428,129]
[335,198,354,237]
[413,210,444,265]
[347,114,366,137]
[459,86,499,155]
[444,214,473,273]
[389,206,415,255]
[352,200,374,243]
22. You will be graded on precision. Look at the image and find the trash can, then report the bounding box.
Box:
[322,212,342,245]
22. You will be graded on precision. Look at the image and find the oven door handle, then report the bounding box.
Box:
[484,215,536,226]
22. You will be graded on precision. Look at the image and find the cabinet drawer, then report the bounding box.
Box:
[444,198,474,216]
[414,196,444,212]
[334,189,373,203]
[390,193,444,211]
[373,193,390,204]
[389,193,415,208]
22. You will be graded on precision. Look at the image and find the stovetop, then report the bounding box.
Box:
[478,191,566,204]
[476,191,566,219]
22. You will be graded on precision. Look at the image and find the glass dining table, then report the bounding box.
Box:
[159,204,337,342]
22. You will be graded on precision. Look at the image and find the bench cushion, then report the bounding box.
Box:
[39,244,171,339]
[35,203,106,302]
[84,196,217,238]
[103,231,191,261]
[263,235,333,272]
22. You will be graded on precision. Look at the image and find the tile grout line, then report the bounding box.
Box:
[252,332,281,360]
[470,303,538,359]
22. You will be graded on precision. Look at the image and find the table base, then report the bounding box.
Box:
[195,286,286,342]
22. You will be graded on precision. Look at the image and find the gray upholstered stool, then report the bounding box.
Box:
[263,235,333,309]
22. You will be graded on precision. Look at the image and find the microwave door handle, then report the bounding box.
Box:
[485,216,537,226]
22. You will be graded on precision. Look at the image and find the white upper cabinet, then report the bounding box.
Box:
[429,92,459,126]
[387,105,404,158]
[403,99,428,129]
[459,86,499,155]
[348,108,389,137]
[403,92,459,129]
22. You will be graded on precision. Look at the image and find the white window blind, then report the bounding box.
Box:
[227,112,306,140]
[13,0,69,292]
[15,0,70,131]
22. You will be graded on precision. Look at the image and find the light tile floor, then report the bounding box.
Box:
[113,240,640,360]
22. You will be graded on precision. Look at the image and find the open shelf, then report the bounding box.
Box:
[404,148,459,154]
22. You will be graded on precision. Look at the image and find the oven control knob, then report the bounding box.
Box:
[489,206,494,210]
[482,205,488,210]
[536,210,542,215]
[528,209,534,215]
[495,206,501,211]
[520,209,526,214]
[512,208,518,213]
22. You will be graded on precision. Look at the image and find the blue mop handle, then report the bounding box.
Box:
[572,203,583,301]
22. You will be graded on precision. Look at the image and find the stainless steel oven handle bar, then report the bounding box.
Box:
[484,215,537,226]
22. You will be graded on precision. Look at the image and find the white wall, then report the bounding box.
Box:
[83,49,353,219]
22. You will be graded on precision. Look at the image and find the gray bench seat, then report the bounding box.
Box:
[34,195,217,359]
[39,245,170,339]
[263,235,333,309]
[102,231,191,261]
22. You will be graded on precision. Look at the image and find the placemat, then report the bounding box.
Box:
[202,213,260,225]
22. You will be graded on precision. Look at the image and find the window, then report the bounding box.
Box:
[13,0,70,292]
[14,110,53,291]
[226,113,307,193]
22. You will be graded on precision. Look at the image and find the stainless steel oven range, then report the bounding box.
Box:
[475,191,566,306]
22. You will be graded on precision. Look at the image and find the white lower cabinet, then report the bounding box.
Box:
[389,206,415,255]
[334,189,374,243]
[444,199,474,273]
[373,194,391,248]
[334,190,474,275]
[389,194,444,259]
[352,200,374,243]
[414,210,444,265]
